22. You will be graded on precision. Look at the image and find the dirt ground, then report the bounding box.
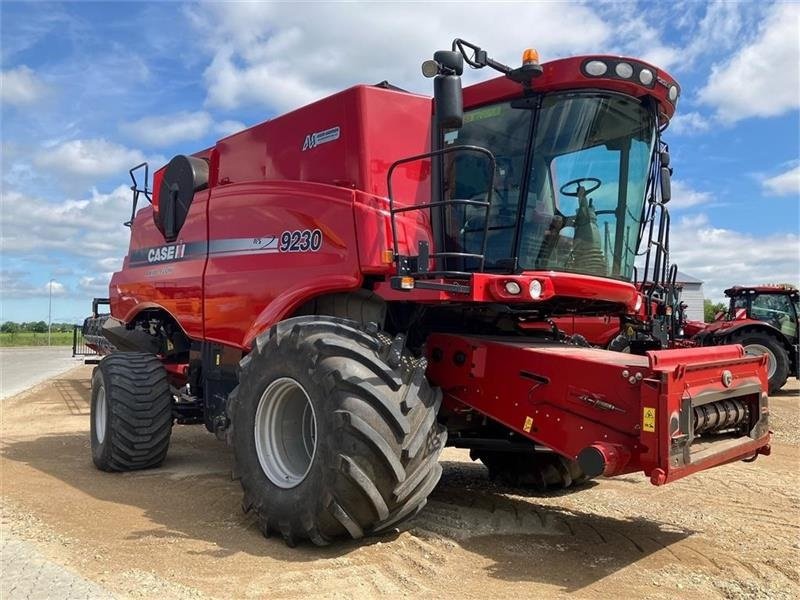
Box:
[2,367,798,599]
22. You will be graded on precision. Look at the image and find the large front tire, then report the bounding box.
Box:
[229,317,446,546]
[729,330,789,393]
[90,353,173,471]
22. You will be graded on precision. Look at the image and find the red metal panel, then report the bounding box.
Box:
[425,334,770,486]
[203,181,362,349]
[373,271,640,311]
[462,56,679,124]
[110,193,208,340]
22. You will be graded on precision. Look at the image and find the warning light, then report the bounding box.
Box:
[522,48,539,65]
[400,276,415,290]
[382,249,394,264]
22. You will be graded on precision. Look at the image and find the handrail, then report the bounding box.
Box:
[387,145,496,278]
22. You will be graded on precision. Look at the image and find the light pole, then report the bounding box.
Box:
[48,278,54,346]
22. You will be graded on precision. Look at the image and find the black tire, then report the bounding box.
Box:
[728,330,790,394]
[90,353,173,471]
[228,316,446,546]
[473,450,589,491]
[607,334,631,353]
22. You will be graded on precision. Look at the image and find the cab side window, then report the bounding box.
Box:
[751,293,793,328]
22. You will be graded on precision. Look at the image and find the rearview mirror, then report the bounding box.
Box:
[434,75,463,129]
[428,50,464,129]
[660,166,671,203]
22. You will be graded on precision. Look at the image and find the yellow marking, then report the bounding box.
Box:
[643,407,656,432]
[523,416,534,433]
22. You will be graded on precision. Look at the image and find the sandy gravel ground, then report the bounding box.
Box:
[1,367,798,599]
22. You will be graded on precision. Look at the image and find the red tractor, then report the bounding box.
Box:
[694,285,799,393]
[85,39,771,546]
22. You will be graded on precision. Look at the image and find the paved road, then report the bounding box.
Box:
[1,532,114,600]
[0,347,85,400]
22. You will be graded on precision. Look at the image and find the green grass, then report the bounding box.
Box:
[0,331,75,347]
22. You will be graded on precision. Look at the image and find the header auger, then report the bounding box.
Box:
[83,38,770,546]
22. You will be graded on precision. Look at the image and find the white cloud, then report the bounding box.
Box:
[762,163,800,197]
[77,274,113,296]
[0,65,49,106]
[33,138,150,178]
[670,213,800,301]
[121,111,213,147]
[214,119,246,137]
[668,180,713,210]
[681,1,757,65]
[46,280,67,296]
[668,111,712,136]
[699,3,800,122]
[0,270,68,299]
[188,3,613,112]
[0,185,133,259]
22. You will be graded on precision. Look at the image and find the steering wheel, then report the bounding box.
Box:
[559,177,601,197]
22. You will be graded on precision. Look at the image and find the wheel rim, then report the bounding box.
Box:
[743,343,777,379]
[95,385,107,444]
[254,377,317,489]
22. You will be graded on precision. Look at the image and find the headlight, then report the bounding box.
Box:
[615,62,634,79]
[584,60,607,76]
[505,281,521,295]
[529,280,543,299]
[639,68,654,85]
[634,295,643,312]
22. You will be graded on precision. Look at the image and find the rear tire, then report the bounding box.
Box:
[728,330,789,394]
[229,317,446,546]
[90,353,173,471]
[473,450,589,491]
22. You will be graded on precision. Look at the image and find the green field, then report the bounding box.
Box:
[0,331,74,347]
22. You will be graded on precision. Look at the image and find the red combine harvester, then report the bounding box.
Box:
[84,39,771,546]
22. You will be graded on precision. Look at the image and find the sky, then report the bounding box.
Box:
[1,0,798,324]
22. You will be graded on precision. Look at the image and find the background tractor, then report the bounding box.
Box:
[694,285,798,393]
[83,39,771,547]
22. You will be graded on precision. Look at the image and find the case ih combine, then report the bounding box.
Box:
[84,39,771,546]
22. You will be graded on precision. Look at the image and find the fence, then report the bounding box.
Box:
[72,325,101,363]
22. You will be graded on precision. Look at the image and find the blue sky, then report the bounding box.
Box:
[1,1,798,323]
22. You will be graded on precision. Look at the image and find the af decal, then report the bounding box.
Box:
[302,126,340,151]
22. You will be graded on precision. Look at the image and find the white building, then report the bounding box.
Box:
[676,270,705,322]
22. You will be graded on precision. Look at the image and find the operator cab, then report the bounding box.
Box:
[727,286,799,339]
[388,40,679,316]
[443,93,655,280]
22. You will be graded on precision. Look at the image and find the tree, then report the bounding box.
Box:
[1,321,19,334]
[704,299,727,323]
[30,320,48,333]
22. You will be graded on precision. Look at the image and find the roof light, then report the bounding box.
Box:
[584,60,608,76]
[529,279,543,299]
[522,48,539,65]
[668,85,679,102]
[505,281,521,295]
[615,62,634,79]
[639,68,654,85]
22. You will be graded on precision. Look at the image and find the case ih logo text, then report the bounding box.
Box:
[302,126,340,151]
[148,243,186,263]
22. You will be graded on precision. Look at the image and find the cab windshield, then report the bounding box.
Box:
[442,92,657,280]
